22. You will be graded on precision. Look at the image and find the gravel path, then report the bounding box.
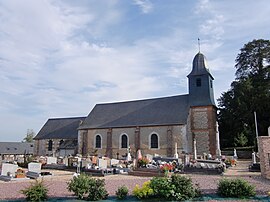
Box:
[0,160,269,201]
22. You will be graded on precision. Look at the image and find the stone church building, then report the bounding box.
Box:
[77,52,218,159]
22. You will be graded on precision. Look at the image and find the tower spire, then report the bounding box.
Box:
[198,38,201,53]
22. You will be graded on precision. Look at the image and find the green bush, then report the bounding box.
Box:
[171,175,200,201]
[21,180,48,201]
[115,185,129,200]
[87,178,108,201]
[150,177,174,199]
[149,175,200,201]
[67,173,90,199]
[133,181,154,199]
[217,178,256,198]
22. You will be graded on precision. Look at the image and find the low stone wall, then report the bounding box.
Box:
[221,150,252,159]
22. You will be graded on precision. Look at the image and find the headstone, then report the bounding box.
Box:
[110,159,119,166]
[233,148,238,159]
[63,157,69,166]
[28,162,41,173]
[268,126,270,136]
[47,157,57,164]
[145,154,153,161]
[184,155,190,165]
[1,163,18,177]
[252,152,256,164]
[136,149,142,160]
[193,138,197,160]
[174,142,179,158]
[98,158,107,169]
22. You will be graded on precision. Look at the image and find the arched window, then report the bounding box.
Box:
[150,133,159,149]
[48,140,53,151]
[121,134,128,148]
[95,135,101,148]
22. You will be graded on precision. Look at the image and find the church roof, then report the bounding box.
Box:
[34,117,86,140]
[0,142,34,155]
[79,94,189,130]
[188,52,214,79]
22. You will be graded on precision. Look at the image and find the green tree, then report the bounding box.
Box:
[23,129,35,143]
[218,39,270,148]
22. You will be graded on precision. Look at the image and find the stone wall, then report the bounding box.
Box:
[34,138,74,157]
[258,136,270,179]
[81,125,186,158]
[190,106,217,156]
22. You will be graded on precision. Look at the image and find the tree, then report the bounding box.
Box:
[23,129,35,143]
[218,39,270,148]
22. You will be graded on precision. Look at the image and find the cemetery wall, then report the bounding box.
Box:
[258,136,270,179]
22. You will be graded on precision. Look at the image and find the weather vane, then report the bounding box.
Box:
[198,38,201,53]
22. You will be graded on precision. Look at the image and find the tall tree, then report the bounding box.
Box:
[218,39,270,148]
[23,129,35,143]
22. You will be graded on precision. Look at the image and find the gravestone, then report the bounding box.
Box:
[110,159,119,166]
[1,163,18,177]
[146,154,153,161]
[47,157,57,164]
[28,162,41,173]
[63,157,69,166]
[98,159,107,169]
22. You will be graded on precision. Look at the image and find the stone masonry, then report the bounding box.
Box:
[258,136,270,179]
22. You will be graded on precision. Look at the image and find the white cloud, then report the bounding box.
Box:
[1,0,270,141]
[133,0,153,14]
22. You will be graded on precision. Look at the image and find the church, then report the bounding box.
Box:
[77,52,219,159]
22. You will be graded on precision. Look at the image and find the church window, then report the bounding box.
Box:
[121,134,128,148]
[48,140,53,151]
[196,78,201,87]
[150,133,159,149]
[95,135,102,148]
[210,80,213,88]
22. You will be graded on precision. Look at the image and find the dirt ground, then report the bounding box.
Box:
[0,160,269,201]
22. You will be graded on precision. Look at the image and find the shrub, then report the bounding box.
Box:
[217,178,256,198]
[149,175,200,201]
[21,180,48,201]
[67,173,90,200]
[115,185,129,200]
[133,181,154,199]
[87,178,108,201]
[150,177,174,199]
[171,175,199,201]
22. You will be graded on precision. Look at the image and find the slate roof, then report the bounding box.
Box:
[34,117,86,140]
[187,52,214,79]
[59,139,77,149]
[0,142,34,155]
[79,94,189,130]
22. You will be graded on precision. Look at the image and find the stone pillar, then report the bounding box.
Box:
[216,122,221,157]
[167,126,173,157]
[81,131,88,156]
[134,127,140,151]
[258,136,270,179]
[106,128,112,158]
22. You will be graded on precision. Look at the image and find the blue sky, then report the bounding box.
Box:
[0,0,269,141]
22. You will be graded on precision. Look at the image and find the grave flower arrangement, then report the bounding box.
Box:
[137,157,149,168]
[160,163,174,173]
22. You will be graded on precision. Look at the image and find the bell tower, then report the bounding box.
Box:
[187,52,217,156]
[187,52,215,106]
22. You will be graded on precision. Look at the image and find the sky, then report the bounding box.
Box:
[0,0,269,142]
